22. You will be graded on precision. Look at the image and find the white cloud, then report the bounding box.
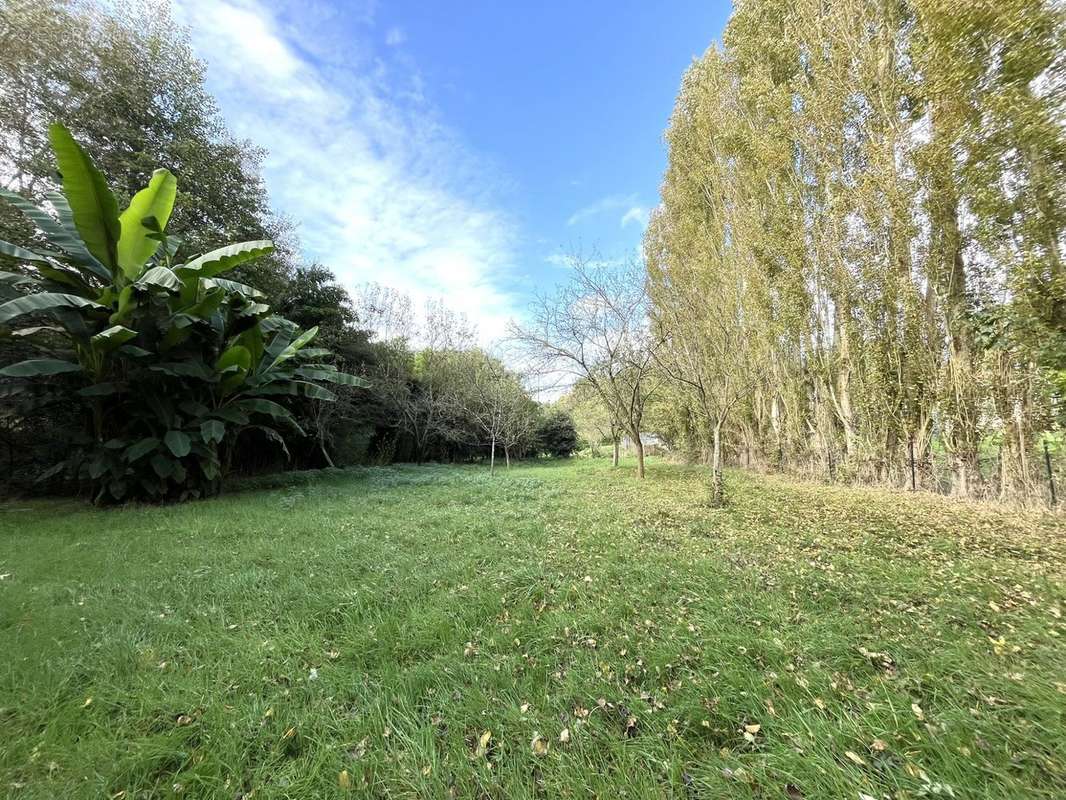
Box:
[620,206,648,228]
[566,193,638,226]
[544,252,624,269]
[385,26,406,46]
[173,0,520,344]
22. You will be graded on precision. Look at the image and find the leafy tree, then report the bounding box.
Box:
[535,409,579,458]
[0,124,364,502]
[277,264,357,350]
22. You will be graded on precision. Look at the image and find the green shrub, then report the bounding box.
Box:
[535,409,579,457]
[0,124,365,502]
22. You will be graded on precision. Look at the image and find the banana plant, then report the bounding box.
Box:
[0,124,365,502]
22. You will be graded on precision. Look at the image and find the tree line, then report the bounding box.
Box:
[645,0,1064,502]
[520,0,1064,505]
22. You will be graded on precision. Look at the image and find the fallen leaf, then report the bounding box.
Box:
[348,736,369,759]
[559,728,570,743]
[475,730,492,758]
[338,769,351,789]
[531,733,549,756]
[911,703,924,721]
[845,750,867,766]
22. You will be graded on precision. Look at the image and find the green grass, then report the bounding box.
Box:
[1,459,1064,799]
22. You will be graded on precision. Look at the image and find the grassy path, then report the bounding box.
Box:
[1,459,1063,798]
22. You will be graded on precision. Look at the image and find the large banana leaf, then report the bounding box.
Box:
[216,344,251,395]
[177,240,273,280]
[0,359,82,377]
[263,326,318,374]
[45,191,112,280]
[48,124,121,272]
[0,292,104,326]
[183,286,227,320]
[0,189,107,280]
[118,169,177,279]
[90,325,137,354]
[296,366,369,386]
[232,397,303,434]
[207,277,265,299]
[0,239,51,264]
[0,270,41,290]
[34,262,92,293]
[137,265,182,292]
[200,419,225,445]
[299,382,336,401]
[124,437,160,462]
[164,430,192,457]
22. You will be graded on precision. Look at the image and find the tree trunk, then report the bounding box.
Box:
[710,422,724,506]
[490,434,496,476]
[612,438,620,467]
[505,445,510,468]
[319,439,335,468]
[634,433,645,479]
[928,102,980,497]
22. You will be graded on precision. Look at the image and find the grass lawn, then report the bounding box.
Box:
[1,459,1064,799]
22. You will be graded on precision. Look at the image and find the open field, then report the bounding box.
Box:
[1,459,1064,799]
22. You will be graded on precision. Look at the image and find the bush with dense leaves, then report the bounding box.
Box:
[0,124,364,502]
[535,409,579,457]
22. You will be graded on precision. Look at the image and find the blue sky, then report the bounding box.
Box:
[174,0,730,341]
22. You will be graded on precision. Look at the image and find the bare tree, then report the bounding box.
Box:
[360,292,477,463]
[353,283,415,343]
[446,352,533,475]
[510,254,659,478]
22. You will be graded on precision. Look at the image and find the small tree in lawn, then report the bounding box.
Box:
[448,351,530,474]
[510,254,660,478]
[500,386,540,466]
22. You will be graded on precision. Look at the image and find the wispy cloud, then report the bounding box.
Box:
[385,26,406,46]
[566,193,638,226]
[545,252,624,269]
[620,206,649,229]
[173,0,520,343]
